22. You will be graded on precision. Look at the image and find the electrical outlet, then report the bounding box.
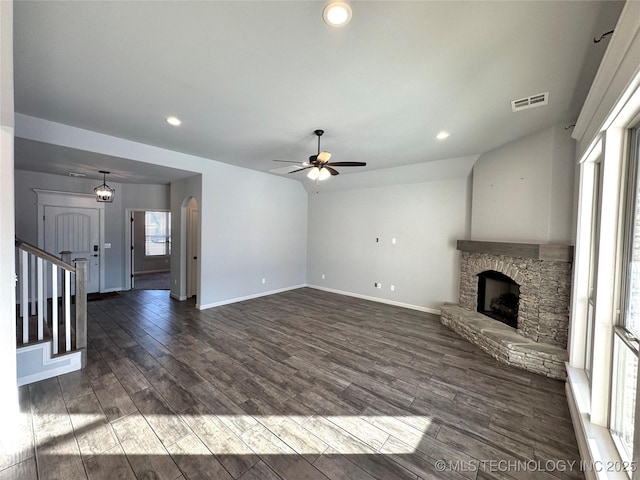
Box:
[391,285,395,291]
[392,238,396,245]
[374,282,382,288]
[262,278,266,284]
[321,274,325,280]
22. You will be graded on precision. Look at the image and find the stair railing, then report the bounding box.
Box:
[15,238,87,367]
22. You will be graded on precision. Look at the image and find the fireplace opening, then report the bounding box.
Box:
[477,270,520,328]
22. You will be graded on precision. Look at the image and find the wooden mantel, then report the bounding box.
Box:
[456,240,574,262]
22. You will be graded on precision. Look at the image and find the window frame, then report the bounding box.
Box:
[611,125,640,468]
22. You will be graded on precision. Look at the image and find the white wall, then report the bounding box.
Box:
[15,115,309,309]
[122,183,171,211]
[307,177,470,313]
[197,164,308,307]
[573,0,640,159]
[170,174,201,301]
[470,122,576,244]
[13,169,170,291]
[0,0,18,420]
[169,165,309,308]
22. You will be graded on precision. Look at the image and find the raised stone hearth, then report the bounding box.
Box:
[441,306,568,379]
[441,240,573,380]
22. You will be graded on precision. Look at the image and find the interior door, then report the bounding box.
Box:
[44,205,100,293]
[187,207,199,298]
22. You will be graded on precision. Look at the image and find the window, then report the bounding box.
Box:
[586,159,602,381]
[613,127,640,465]
[145,211,171,256]
[611,331,638,463]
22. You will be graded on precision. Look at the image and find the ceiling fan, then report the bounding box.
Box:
[274,130,366,181]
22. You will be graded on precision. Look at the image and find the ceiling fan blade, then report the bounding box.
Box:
[325,166,340,176]
[326,161,367,167]
[273,160,303,164]
[317,151,332,163]
[289,166,313,174]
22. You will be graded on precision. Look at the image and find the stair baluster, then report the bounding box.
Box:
[14,238,88,385]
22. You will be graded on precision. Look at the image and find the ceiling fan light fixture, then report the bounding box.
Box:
[308,167,331,181]
[275,129,365,181]
[307,167,320,180]
[323,2,352,27]
[318,167,332,181]
[94,170,115,203]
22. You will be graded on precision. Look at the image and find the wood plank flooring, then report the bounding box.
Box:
[2,288,583,480]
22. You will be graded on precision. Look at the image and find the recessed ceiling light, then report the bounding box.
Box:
[436,131,450,140]
[323,2,352,27]
[165,116,182,126]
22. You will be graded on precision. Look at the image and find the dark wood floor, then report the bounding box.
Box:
[132,272,170,290]
[3,288,582,480]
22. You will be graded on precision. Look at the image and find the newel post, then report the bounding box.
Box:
[74,258,88,368]
[60,250,72,264]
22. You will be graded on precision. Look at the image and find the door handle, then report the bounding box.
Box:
[193,256,198,260]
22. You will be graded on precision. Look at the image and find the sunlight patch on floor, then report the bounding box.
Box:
[15,414,433,456]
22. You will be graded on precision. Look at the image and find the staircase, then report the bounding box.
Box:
[15,238,88,386]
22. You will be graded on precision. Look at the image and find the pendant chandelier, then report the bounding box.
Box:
[94,170,115,202]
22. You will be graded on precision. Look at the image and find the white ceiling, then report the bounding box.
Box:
[12,1,624,183]
[14,138,197,184]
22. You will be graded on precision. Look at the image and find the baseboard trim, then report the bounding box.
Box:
[101,287,123,293]
[306,284,441,315]
[170,293,188,301]
[195,283,441,314]
[197,284,307,310]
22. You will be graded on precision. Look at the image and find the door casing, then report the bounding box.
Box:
[35,189,105,293]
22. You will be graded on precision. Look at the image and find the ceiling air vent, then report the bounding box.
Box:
[511,92,549,112]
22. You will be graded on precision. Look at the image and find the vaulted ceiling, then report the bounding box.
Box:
[13,1,624,183]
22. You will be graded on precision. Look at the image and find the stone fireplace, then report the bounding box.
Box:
[441,240,573,379]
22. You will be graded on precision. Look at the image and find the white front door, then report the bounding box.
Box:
[44,205,101,293]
